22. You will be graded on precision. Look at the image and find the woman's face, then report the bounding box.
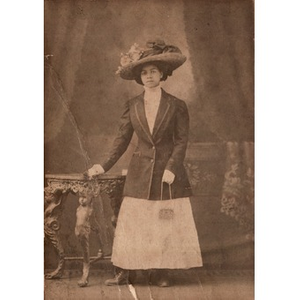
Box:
[140,64,163,88]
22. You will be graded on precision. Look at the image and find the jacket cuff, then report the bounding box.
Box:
[165,159,177,175]
[101,159,113,173]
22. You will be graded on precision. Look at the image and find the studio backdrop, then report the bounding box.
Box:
[44,0,254,271]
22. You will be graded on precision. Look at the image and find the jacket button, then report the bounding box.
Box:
[151,159,154,162]
[152,146,155,150]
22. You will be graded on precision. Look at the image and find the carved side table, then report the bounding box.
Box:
[44,173,125,287]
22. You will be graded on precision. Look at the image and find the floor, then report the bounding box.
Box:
[44,268,254,300]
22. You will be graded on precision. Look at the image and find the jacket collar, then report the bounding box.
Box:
[134,89,171,144]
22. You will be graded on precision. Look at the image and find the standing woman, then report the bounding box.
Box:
[87,39,203,287]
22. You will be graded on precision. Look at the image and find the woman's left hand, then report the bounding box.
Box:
[162,170,175,184]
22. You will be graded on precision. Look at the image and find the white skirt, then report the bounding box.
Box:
[111,197,203,270]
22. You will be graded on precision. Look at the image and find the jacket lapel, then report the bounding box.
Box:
[152,89,171,139]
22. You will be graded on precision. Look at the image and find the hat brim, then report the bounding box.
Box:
[118,52,186,80]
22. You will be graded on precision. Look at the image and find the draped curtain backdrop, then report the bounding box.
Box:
[45,0,254,269]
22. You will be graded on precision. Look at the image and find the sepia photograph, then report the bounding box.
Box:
[4,1,300,299]
[44,0,254,299]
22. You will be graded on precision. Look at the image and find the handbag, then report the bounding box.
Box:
[159,183,174,220]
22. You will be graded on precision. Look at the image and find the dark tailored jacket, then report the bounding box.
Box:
[101,89,192,200]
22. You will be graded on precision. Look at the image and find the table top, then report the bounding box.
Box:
[45,173,125,181]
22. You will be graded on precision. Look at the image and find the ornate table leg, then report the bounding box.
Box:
[44,188,67,279]
[75,191,93,287]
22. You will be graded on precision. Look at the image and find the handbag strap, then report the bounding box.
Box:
[160,182,173,200]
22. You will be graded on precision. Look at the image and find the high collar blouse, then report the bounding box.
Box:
[143,86,162,134]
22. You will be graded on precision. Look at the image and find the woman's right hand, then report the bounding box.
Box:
[85,164,105,178]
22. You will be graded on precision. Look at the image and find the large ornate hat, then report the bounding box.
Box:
[116,39,186,80]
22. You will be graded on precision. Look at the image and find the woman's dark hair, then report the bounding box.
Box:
[133,61,172,85]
